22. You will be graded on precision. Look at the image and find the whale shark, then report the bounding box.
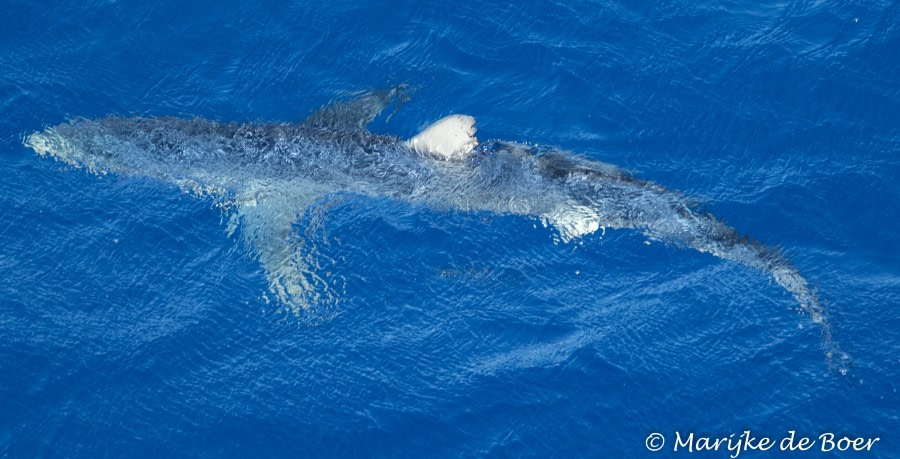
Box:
[24,88,850,373]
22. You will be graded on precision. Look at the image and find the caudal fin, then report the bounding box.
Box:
[695,218,852,375]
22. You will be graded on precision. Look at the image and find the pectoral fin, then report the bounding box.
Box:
[232,184,339,318]
[303,86,408,131]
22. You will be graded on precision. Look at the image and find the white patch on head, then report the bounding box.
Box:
[406,114,478,160]
[24,132,53,157]
[24,129,104,174]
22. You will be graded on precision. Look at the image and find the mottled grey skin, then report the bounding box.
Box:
[24,90,850,373]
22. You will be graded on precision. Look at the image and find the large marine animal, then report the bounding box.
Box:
[24,88,850,372]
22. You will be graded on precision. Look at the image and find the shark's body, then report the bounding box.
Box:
[24,90,849,372]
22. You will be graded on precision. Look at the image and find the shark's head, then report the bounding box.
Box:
[24,131,53,157]
[405,114,478,160]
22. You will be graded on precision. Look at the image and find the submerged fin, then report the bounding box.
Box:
[303,86,409,131]
[406,114,478,160]
[231,184,340,318]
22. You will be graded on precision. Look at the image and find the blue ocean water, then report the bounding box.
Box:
[1,0,898,456]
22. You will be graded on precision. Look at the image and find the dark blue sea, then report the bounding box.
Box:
[1,1,898,457]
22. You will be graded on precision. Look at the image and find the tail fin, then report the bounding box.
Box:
[693,217,852,374]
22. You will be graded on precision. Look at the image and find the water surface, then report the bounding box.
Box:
[1,1,897,456]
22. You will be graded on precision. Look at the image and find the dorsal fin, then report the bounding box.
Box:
[406,114,478,160]
[303,86,409,131]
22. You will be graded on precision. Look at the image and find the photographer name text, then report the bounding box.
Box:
[644,430,880,457]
